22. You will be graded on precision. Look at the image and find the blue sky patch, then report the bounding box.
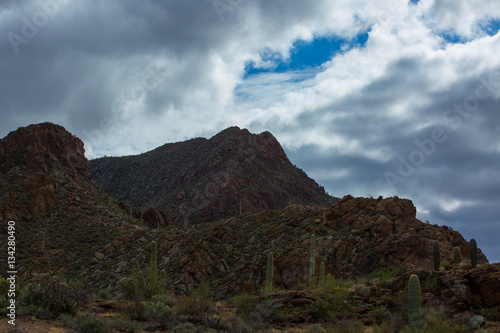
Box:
[479,18,500,36]
[244,30,370,78]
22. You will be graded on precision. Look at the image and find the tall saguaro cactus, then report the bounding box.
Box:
[139,241,166,299]
[408,274,422,327]
[266,252,273,291]
[309,234,316,289]
[470,239,477,268]
[454,246,461,264]
[319,261,325,288]
[433,240,440,271]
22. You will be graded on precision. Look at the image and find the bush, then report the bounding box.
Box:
[95,288,112,300]
[176,281,214,318]
[107,315,141,333]
[151,294,176,307]
[228,293,257,318]
[370,266,403,283]
[144,299,175,331]
[60,312,109,333]
[311,275,352,322]
[172,322,196,333]
[22,276,92,318]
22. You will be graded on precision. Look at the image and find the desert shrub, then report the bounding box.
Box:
[228,293,257,317]
[311,275,351,321]
[440,260,451,270]
[124,299,146,321]
[119,268,141,300]
[422,274,440,294]
[369,266,403,283]
[151,293,176,307]
[203,313,231,331]
[328,320,364,332]
[401,308,469,333]
[144,298,176,331]
[94,288,112,300]
[172,322,196,332]
[176,281,214,318]
[21,276,92,318]
[305,323,328,333]
[60,312,109,333]
[107,315,141,333]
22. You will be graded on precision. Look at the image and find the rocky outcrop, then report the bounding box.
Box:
[0,123,139,281]
[323,195,487,274]
[89,126,336,225]
[0,122,91,180]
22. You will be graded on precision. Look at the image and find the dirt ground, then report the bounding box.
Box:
[0,316,66,333]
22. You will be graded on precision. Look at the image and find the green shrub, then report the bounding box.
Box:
[228,293,257,318]
[172,322,196,333]
[369,266,403,283]
[311,275,351,321]
[305,323,327,333]
[176,281,213,318]
[144,299,174,331]
[95,288,112,300]
[22,277,92,318]
[440,259,450,270]
[107,315,141,333]
[60,312,108,333]
[150,294,176,307]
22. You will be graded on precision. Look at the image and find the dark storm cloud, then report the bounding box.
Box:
[1,0,499,261]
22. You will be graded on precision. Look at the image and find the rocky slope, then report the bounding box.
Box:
[0,123,139,279]
[89,127,336,225]
[90,195,489,297]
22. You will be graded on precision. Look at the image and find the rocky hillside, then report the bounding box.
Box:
[89,127,336,225]
[90,195,489,297]
[0,123,139,279]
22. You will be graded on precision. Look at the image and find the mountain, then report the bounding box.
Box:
[1,123,498,332]
[89,126,337,225]
[0,123,138,279]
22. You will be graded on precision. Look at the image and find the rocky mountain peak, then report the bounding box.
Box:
[90,126,335,225]
[0,122,91,181]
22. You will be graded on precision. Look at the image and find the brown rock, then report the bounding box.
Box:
[29,185,57,217]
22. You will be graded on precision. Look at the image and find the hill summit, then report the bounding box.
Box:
[89,126,336,225]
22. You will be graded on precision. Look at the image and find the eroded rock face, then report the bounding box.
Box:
[323,195,488,275]
[0,123,93,221]
[0,122,91,180]
[89,126,336,225]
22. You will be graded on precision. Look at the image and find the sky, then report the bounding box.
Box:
[1,0,499,262]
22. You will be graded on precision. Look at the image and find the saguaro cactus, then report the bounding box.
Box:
[408,274,421,327]
[454,246,461,264]
[266,252,273,291]
[139,241,166,299]
[319,261,325,288]
[470,239,477,268]
[309,234,316,289]
[433,240,440,271]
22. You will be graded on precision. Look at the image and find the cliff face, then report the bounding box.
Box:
[89,126,336,225]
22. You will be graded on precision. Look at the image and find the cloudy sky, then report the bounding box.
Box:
[1,0,499,262]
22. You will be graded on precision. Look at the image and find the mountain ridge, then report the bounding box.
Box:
[89,126,337,225]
